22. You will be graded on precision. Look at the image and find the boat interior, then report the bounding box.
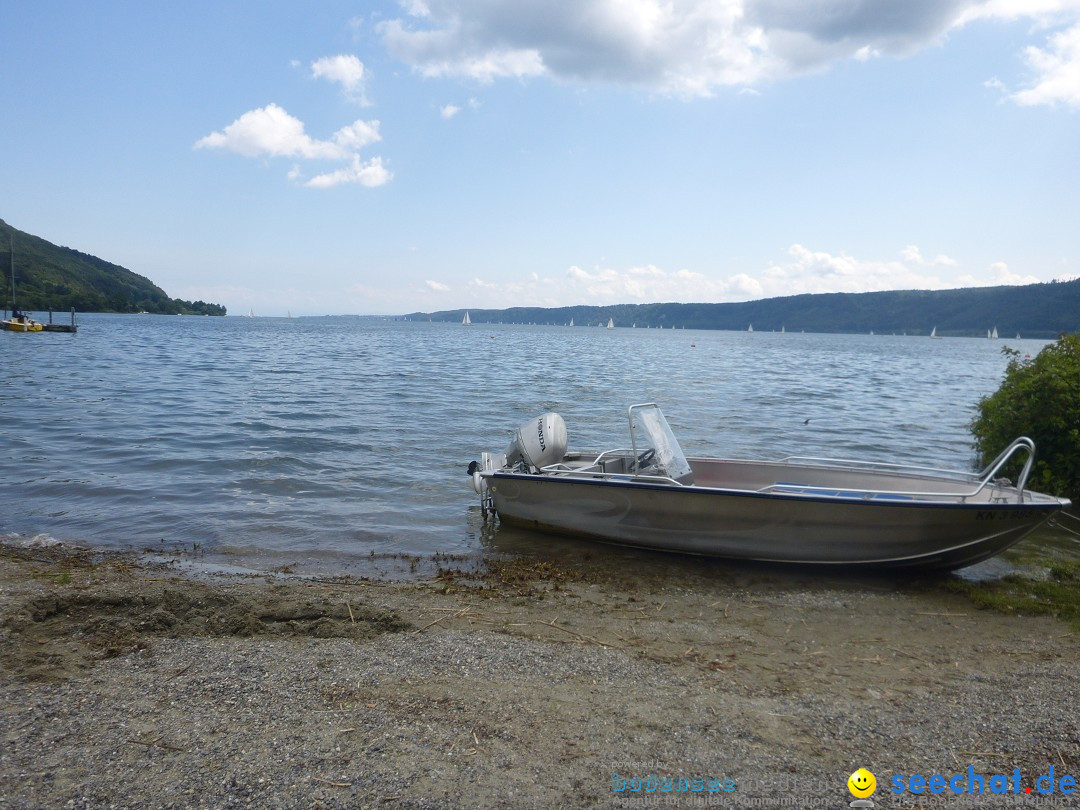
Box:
[539,439,1055,506]
[492,404,1059,507]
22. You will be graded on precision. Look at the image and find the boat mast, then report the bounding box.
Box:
[9,236,15,314]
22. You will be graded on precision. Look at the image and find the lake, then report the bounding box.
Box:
[3,313,1076,577]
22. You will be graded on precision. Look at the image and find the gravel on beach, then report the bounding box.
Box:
[0,543,1076,809]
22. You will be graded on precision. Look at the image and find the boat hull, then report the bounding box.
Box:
[2,319,43,332]
[488,470,1064,570]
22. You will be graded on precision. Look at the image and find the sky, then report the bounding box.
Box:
[3,1,1080,316]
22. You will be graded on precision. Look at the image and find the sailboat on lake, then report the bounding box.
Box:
[462,312,472,325]
[2,236,43,332]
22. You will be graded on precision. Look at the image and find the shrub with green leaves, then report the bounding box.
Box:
[971,332,1080,501]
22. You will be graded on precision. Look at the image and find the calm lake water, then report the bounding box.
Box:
[3,313,1076,576]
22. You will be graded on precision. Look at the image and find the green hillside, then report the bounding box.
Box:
[1,218,225,315]
[408,278,1079,339]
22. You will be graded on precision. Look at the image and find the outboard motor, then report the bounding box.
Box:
[505,412,568,471]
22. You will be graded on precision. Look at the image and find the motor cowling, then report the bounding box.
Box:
[505,413,568,470]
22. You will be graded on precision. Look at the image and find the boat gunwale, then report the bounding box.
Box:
[484,467,1069,511]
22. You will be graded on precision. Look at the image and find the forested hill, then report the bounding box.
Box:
[407,278,1079,338]
[1,218,225,315]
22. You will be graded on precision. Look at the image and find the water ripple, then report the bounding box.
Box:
[3,315,1073,568]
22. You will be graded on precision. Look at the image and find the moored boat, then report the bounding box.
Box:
[468,404,1069,570]
[2,310,44,332]
[3,237,44,332]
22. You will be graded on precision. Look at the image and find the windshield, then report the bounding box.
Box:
[627,404,693,483]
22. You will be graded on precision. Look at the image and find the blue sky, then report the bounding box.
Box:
[3,1,1079,316]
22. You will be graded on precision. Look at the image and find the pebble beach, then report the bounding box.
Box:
[0,542,1076,809]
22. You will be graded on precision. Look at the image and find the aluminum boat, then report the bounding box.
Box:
[468,403,1070,570]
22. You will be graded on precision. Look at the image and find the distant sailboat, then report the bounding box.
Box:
[462,312,471,325]
[748,324,753,333]
[781,325,785,333]
[247,307,254,318]
[930,326,941,339]
[569,318,574,327]
[1016,332,1021,339]
[991,327,999,339]
[607,318,614,329]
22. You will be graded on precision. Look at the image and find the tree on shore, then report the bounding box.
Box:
[971,333,1080,501]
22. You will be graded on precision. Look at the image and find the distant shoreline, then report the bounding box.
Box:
[404,278,1080,339]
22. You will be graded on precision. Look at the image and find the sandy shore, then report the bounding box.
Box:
[0,542,1076,809]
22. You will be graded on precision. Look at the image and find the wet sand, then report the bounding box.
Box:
[0,542,1076,809]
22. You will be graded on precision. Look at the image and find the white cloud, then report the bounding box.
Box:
[900,245,959,267]
[195,104,389,188]
[761,244,958,295]
[983,261,1041,285]
[311,54,369,103]
[306,156,392,188]
[194,103,346,159]
[1011,22,1080,107]
[331,119,382,150]
[440,103,461,118]
[564,263,757,302]
[426,279,451,291]
[377,0,1080,101]
[378,0,762,94]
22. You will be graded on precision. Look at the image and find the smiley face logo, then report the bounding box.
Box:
[848,768,876,798]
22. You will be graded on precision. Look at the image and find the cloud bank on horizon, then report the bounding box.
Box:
[200,244,1042,318]
[185,0,1080,312]
[406,244,1041,313]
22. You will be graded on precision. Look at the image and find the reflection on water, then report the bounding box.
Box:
[2,313,1075,576]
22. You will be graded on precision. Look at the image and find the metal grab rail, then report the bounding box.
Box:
[537,464,687,487]
[978,436,1036,494]
[759,436,1038,503]
[539,448,636,473]
[539,448,688,486]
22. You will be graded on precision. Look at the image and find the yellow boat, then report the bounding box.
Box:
[4,235,44,332]
[2,313,44,332]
